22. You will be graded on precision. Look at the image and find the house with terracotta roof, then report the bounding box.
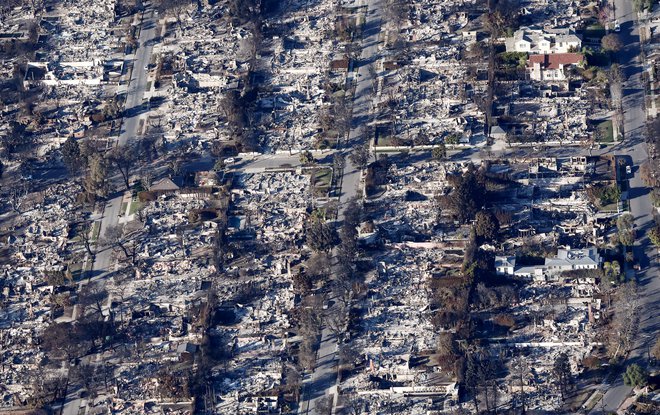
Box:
[527,53,584,81]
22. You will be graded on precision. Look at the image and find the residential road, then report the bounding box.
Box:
[591,1,659,412]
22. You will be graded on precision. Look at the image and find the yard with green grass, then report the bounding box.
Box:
[313,168,332,188]
[583,24,605,40]
[582,391,603,412]
[598,201,619,213]
[596,120,614,143]
[312,168,332,197]
[375,136,397,147]
[129,200,144,215]
[91,221,101,241]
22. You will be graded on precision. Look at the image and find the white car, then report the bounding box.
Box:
[224,157,235,164]
[626,165,632,175]
[614,20,621,32]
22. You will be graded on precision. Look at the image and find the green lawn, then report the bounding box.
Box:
[375,136,397,147]
[583,391,603,412]
[315,138,335,150]
[128,200,144,215]
[599,201,619,212]
[313,168,332,188]
[597,120,614,143]
[497,51,528,68]
[91,221,101,242]
[312,168,332,198]
[120,201,128,216]
[584,24,606,39]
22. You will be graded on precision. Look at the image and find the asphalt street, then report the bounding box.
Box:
[92,7,157,282]
[60,6,157,415]
[591,1,659,413]
[119,8,157,146]
[337,0,383,221]
[297,1,383,414]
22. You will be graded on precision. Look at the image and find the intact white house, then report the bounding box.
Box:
[526,53,584,81]
[496,247,601,282]
[505,26,582,54]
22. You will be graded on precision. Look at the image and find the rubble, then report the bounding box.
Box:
[0,0,653,413]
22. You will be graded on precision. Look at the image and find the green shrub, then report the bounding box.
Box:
[623,363,648,387]
[497,51,528,67]
[649,226,660,247]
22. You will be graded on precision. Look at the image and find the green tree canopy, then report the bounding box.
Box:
[305,218,336,253]
[432,143,446,160]
[623,363,648,387]
[617,213,635,246]
[474,210,499,242]
[299,150,315,166]
[61,137,84,174]
[603,260,624,284]
[444,166,486,223]
[350,142,371,170]
[648,226,660,247]
[83,154,108,202]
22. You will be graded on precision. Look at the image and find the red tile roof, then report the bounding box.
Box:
[527,53,584,69]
